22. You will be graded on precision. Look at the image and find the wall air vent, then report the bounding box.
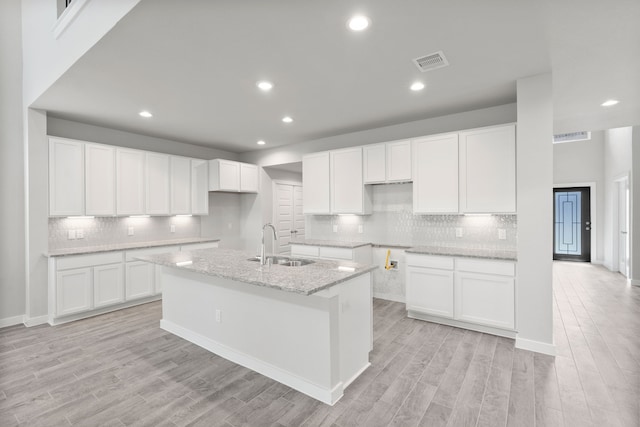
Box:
[553,131,591,144]
[413,51,449,72]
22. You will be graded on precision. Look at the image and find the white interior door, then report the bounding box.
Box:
[618,178,629,277]
[274,182,304,254]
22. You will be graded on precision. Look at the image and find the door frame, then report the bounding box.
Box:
[272,179,303,254]
[612,173,631,277]
[554,182,597,263]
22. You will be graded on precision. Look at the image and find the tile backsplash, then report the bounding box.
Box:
[49,216,201,251]
[305,183,517,250]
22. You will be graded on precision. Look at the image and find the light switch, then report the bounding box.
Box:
[333,225,338,233]
[455,227,463,238]
[128,227,134,236]
[358,225,363,234]
[170,224,176,233]
[67,230,76,240]
[498,229,507,240]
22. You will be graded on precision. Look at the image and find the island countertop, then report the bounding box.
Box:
[136,248,377,296]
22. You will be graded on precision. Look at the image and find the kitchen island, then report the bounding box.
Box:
[137,248,376,405]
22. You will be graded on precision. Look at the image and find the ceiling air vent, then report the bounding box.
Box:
[553,131,591,144]
[413,51,449,72]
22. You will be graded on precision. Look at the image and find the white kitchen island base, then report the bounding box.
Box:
[159,266,372,405]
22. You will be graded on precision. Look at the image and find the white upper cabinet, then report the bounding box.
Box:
[386,140,412,182]
[459,124,516,213]
[413,133,459,214]
[363,140,412,184]
[145,152,170,215]
[330,147,372,215]
[49,138,84,216]
[363,144,386,184]
[303,152,331,214]
[239,163,259,193]
[170,156,191,214]
[208,159,258,193]
[116,148,145,215]
[85,143,115,216]
[191,159,209,215]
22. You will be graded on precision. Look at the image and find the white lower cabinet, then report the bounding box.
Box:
[125,261,155,300]
[406,253,516,335]
[93,263,125,308]
[56,268,93,316]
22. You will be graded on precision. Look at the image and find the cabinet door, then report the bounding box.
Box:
[459,125,516,213]
[145,152,170,215]
[116,149,145,215]
[406,266,454,318]
[191,159,209,215]
[85,143,115,216]
[302,152,330,214]
[331,147,370,214]
[239,163,259,193]
[93,263,124,308]
[413,134,459,214]
[170,156,191,214]
[386,140,412,182]
[363,144,386,184]
[125,261,155,300]
[56,268,92,316]
[455,272,515,330]
[209,159,239,191]
[49,138,84,216]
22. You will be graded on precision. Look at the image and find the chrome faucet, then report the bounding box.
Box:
[261,223,278,265]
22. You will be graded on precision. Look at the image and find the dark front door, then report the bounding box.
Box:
[553,187,591,262]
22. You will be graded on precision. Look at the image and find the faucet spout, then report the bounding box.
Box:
[260,223,278,265]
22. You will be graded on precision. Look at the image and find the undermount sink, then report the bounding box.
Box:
[247,256,315,267]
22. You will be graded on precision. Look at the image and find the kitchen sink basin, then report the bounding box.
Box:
[247,256,314,267]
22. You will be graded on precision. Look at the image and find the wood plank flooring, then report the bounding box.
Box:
[1,261,639,426]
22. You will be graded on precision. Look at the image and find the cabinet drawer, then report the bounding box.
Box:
[125,245,180,261]
[319,247,353,260]
[57,252,123,270]
[181,242,219,251]
[406,254,454,270]
[290,245,319,258]
[455,258,515,276]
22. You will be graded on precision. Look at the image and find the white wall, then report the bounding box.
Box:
[21,0,141,106]
[516,73,554,355]
[603,127,632,271]
[0,0,26,325]
[553,132,605,262]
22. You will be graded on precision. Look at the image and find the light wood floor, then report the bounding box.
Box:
[1,262,638,426]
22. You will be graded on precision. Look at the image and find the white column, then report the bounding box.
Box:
[631,126,640,286]
[515,73,555,355]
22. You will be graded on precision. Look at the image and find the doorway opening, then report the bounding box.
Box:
[553,187,591,262]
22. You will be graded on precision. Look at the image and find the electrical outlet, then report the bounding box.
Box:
[128,227,134,236]
[67,230,76,240]
[333,225,338,233]
[390,260,398,269]
[498,229,507,240]
[358,225,363,234]
[215,309,221,323]
[170,224,176,233]
[455,227,463,238]
[76,229,84,239]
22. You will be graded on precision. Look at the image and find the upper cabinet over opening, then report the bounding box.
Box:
[208,159,259,193]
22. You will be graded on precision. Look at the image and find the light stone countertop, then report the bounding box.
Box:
[136,248,377,296]
[405,246,517,261]
[46,237,221,257]
[289,238,371,249]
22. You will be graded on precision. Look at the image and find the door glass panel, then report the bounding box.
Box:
[554,191,582,256]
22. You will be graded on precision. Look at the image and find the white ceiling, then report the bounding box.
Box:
[34,0,640,153]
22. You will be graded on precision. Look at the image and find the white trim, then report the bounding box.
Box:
[631,279,640,287]
[161,319,345,405]
[48,295,161,326]
[372,292,405,303]
[407,311,517,339]
[53,0,92,39]
[554,182,597,263]
[515,337,557,356]
[0,315,25,328]
[24,315,49,327]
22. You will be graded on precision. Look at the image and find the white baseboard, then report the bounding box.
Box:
[591,259,604,265]
[0,315,25,328]
[515,337,556,356]
[631,279,640,287]
[602,262,615,271]
[24,315,49,327]
[161,319,345,405]
[372,292,405,303]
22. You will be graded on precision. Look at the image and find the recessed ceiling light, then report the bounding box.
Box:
[282,116,293,123]
[410,82,425,91]
[139,111,153,118]
[257,81,273,91]
[348,15,370,31]
[601,99,619,107]
[257,140,266,145]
